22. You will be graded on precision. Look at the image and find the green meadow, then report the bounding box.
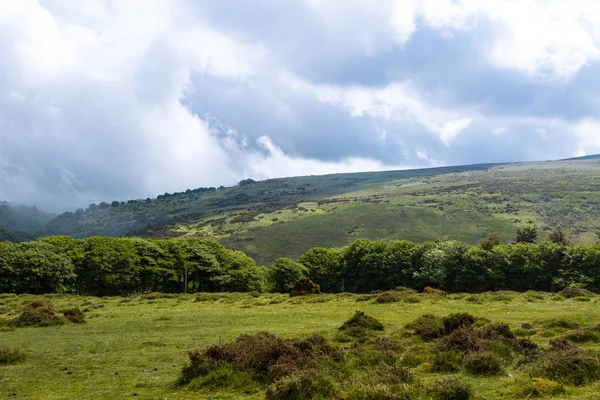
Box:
[3,291,600,399]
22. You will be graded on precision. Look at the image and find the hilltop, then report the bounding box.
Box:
[26,156,600,263]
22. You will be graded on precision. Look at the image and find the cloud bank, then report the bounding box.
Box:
[1,0,600,211]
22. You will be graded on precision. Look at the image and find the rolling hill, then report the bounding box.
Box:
[34,157,600,264]
[0,201,54,236]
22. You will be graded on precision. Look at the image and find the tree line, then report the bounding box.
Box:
[1,233,600,295]
[0,236,264,295]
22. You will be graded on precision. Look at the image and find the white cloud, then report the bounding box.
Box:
[287,76,472,145]
[245,136,412,179]
[575,119,600,155]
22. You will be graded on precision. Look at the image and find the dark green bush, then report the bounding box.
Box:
[339,311,384,337]
[479,323,515,341]
[265,370,336,400]
[408,315,444,341]
[429,351,463,373]
[289,277,321,297]
[11,306,66,327]
[542,318,580,329]
[428,379,472,400]
[62,308,86,324]
[560,286,593,299]
[437,328,480,352]
[0,347,25,365]
[374,292,402,303]
[464,352,504,376]
[30,299,53,309]
[511,378,565,398]
[443,313,475,335]
[564,329,600,343]
[181,332,335,384]
[532,344,600,386]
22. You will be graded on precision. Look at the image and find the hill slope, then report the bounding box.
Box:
[39,158,600,263]
[0,202,54,235]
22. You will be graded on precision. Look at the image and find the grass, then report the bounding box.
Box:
[2,292,600,398]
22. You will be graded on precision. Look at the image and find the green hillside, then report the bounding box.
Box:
[36,158,600,264]
[0,202,54,235]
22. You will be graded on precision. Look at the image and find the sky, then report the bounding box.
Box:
[2,0,600,212]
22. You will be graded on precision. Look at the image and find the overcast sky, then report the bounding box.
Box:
[2,0,600,212]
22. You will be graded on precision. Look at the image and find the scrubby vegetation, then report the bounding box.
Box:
[0,346,25,365]
[2,291,600,398]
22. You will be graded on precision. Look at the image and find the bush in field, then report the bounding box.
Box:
[265,370,336,400]
[443,313,475,335]
[338,311,384,337]
[479,323,515,341]
[62,307,86,324]
[423,286,446,295]
[512,378,565,398]
[560,286,593,299]
[428,379,472,400]
[180,332,335,384]
[408,315,444,341]
[11,301,66,327]
[464,352,504,376]
[437,328,480,352]
[289,277,321,297]
[346,383,421,400]
[531,342,600,386]
[0,347,25,365]
[542,318,580,329]
[374,292,402,303]
[564,329,600,343]
[429,351,463,373]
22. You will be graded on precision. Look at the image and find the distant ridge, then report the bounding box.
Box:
[561,153,600,161]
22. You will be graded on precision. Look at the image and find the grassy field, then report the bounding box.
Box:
[2,291,600,399]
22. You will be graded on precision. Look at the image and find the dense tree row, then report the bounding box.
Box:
[272,238,600,294]
[0,237,264,295]
[2,236,600,296]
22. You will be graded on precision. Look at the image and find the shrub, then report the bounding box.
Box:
[30,299,53,310]
[404,296,421,304]
[443,313,475,335]
[533,348,600,386]
[412,315,444,341]
[11,306,66,328]
[542,318,580,329]
[428,379,472,400]
[437,328,480,352]
[516,338,539,354]
[265,370,336,400]
[289,277,321,297]
[564,329,600,343]
[560,286,594,299]
[377,364,414,384]
[464,352,504,376]
[0,347,25,365]
[512,378,565,398]
[62,308,86,324]
[181,333,334,384]
[479,323,515,341]
[339,311,384,337]
[188,366,258,392]
[429,351,463,373]
[375,292,402,304]
[423,286,446,296]
[347,383,420,400]
[394,286,417,295]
